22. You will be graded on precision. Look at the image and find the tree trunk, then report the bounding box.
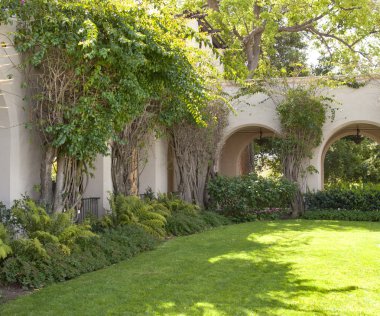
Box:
[207,0,220,11]
[53,155,66,212]
[283,154,305,218]
[290,189,305,218]
[39,146,55,209]
[245,32,263,79]
[111,142,140,196]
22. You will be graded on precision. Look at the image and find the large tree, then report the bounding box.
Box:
[184,0,380,79]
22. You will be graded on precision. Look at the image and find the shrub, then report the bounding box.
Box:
[208,173,296,218]
[0,201,11,225]
[302,209,380,222]
[156,193,200,216]
[9,198,95,254]
[305,188,380,211]
[0,223,12,259]
[155,194,229,236]
[102,195,168,238]
[165,213,208,236]
[1,225,157,288]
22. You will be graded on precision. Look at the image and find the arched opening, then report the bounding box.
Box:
[321,123,380,188]
[218,126,277,177]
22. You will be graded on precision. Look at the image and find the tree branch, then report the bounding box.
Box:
[278,12,329,33]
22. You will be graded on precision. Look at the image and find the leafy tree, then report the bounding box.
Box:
[273,85,334,217]
[183,0,380,79]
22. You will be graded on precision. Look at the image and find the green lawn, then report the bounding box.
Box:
[1,220,380,315]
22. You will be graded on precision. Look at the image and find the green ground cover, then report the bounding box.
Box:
[1,220,380,315]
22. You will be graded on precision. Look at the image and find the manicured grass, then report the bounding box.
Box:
[1,220,380,315]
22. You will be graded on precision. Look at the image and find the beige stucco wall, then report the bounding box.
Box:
[217,81,380,192]
[0,23,41,207]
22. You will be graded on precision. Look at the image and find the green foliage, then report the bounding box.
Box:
[250,137,282,177]
[325,137,380,185]
[305,188,380,212]
[303,210,380,222]
[165,211,229,236]
[1,225,157,288]
[156,193,201,216]
[10,198,95,254]
[165,213,209,236]
[208,173,296,218]
[0,224,12,260]
[103,195,168,238]
[104,194,229,237]
[276,88,331,161]
[182,0,380,79]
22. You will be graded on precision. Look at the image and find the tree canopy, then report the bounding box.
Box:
[183,0,380,79]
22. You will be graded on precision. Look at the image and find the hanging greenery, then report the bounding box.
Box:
[0,0,214,211]
[274,86,334,217]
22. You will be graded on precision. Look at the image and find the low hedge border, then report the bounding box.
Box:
[302,209,380,222]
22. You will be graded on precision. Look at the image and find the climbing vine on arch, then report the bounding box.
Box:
[273,84,334,217]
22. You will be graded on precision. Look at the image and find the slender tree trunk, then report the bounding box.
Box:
[245,32,263,79]
[290,189,305,218]
[248,142,255,173]
[39,146,55,209]
[127,148,139,196]
[283,155,305,217]
[53,155,66,212]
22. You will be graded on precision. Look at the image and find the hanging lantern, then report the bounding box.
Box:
[256,129,265,146]
[353,128,363,144]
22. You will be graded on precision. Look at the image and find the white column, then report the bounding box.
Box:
[139,137,168,195]
[83,154,112,215]
[0,24,41,207]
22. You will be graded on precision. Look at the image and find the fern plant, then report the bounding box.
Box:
[0,223,12,259]
[156,193,200,216]
[104,195,168,238]
[10,198,95,254]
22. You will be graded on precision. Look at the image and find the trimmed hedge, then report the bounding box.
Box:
[208,173,296,219]
[303,209,380,222]
[305,188,380,211]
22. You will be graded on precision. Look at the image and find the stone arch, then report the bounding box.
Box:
[218,124,279,177]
